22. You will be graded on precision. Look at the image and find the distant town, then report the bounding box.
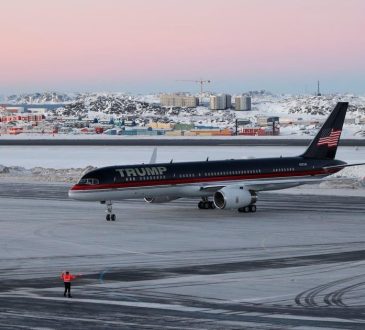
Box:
[0,91,364,138]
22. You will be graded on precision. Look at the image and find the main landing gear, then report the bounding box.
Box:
[198,197,215,210]
[238,204,257,213]
[101,201,116,221]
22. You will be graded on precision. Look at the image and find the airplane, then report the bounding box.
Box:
[69,102,364,221]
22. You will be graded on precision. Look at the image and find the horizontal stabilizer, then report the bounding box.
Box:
[323,162,365,170]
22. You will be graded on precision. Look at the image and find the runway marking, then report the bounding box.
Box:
[0,292,222,314]
[229,293,295,303]
[0,311,186,329]
[266,314,365,324]
[1,290,293,320]
[2,293,363,327]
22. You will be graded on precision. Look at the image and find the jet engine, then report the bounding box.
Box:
[144,196,180,203]
[213,187,257,209]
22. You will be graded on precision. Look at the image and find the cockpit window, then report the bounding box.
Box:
[78,178,99,185]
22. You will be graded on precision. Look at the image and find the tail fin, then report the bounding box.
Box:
[301,102,348,160]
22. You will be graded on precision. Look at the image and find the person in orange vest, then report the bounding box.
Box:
[60,271,79,298]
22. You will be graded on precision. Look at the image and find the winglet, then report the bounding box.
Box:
[149,147,157,164]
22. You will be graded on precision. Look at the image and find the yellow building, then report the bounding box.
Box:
[160,94,199,107]
[148,122,175,130]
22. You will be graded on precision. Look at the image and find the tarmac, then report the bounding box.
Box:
[0,182,365,329]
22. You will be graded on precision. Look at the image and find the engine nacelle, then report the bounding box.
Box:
[213,187,257,209]
[144,196,179,203]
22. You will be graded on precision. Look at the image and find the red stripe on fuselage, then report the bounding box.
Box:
[71,168,340,191]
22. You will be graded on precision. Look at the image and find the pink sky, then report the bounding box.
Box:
[0,0,364,94]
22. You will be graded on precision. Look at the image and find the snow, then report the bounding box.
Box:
[0,193,364,328]
[2,92,365,158]
[3,91,364,138]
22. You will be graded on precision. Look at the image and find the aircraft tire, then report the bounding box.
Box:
[111,214,116,221]
[106,214,111,221]
[238,206,251,213]
[249,205,257,213]
[203,201,210,209]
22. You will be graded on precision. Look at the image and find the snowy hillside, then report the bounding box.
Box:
[6,92,76,104]
[252,94,365,118]
[3,91,364,137]
[57,93,365,127]
[5,91,365,119]
[54,93,160,120]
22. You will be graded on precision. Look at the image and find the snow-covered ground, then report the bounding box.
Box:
[1,192,365,328]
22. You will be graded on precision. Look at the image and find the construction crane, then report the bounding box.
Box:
[176,79,211,94]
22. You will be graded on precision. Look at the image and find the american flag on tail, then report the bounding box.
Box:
[317,129,342,147]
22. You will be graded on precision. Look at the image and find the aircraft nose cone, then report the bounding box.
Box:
[68,185,78,199]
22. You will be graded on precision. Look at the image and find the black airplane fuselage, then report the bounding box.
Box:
[69,102,359,220]
[69,156,345,199]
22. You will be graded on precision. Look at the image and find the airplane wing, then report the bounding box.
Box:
[199,177,344,193]
[200,162,365,193]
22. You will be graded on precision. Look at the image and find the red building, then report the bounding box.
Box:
[0,114,44,123]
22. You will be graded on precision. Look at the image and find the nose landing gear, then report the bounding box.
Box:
[102,201,116,221]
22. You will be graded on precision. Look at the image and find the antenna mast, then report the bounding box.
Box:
[317,80,321,96]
